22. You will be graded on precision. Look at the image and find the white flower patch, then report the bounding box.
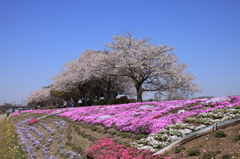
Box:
[130,102,239,153]
[178,129,192,136]
[202,97,228,105]
[97,115,112,120]
[198,113,211,118]
[165,105,178,109]
[177,110,185,114]
[183,100,194,104]
[131,121,207,152]
[131,112,141,117]
[193,124,207,130]
[184,117,196,122]
[167,135,182,142]
[139,145,158,152]
[98,106,115,110]
[226,108,240,114]
[195,107,240,125]
[172,122,206,131]
[212,112,224,118]
[139,105,155,109]
[158,129,168,134]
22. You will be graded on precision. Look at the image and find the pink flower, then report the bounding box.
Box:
[86,137,165,159]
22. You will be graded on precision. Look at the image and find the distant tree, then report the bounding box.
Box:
[163,89,185,101]
[27,86,62,107]
[104,31,202,102]
[154,91,162,101]
[197,96,215,99]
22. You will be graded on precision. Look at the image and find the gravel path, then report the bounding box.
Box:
[0,113,6,121]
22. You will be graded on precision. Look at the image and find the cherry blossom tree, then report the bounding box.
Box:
[29,31,201,105]
[51,49,135,105]
[27,86,61,106]
[86,50,136,104]
[104,31,201,102]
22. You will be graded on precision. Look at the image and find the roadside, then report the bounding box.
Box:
[0,113,27,158]
[0,114,7,157]
[0,113,7,142]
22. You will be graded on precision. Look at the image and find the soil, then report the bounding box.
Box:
[166,123,240,159]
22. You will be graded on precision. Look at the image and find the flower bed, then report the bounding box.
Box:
[55,96,240,134]
[14,118,82,159]
[28,118,38,124]
[11,96,240,157]
[85,137,174,159]
[131,105,240,152]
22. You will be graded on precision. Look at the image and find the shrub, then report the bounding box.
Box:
[132,134,146,140]
[96,128,103,133]
[72,146,83,154]
[187,149,200,156]
[202,151,221,159]
[175,146,185,154]
[91,126,97,131]
[184,118,195,123]
[235,133,240,141]
[155,135,168,142]
[117,96,129,104]
[128,98,137,103]
[93,99,106,105]
[108,130,117,136]
[222,154,232,159]
[148,99,154,102]
[215,130,227,138]
[118,132,132,138]
[109,98,118,104]
[235,105,240,109]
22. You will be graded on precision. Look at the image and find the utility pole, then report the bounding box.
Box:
[21,99,26,106]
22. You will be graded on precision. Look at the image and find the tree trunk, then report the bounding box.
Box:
[106,82,111,104]
[104,77,111,105]
[136,84,143,102]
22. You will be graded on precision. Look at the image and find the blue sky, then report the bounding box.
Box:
[1,0,240,105]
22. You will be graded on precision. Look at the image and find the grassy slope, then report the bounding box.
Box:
[6,113,240,159]
[4,97,240,159]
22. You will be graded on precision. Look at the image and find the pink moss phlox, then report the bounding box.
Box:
[86,137,167,159]
[11,111,20,116]
[24,96,240,134]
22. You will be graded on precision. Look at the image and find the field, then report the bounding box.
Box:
[2,96,240,159]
